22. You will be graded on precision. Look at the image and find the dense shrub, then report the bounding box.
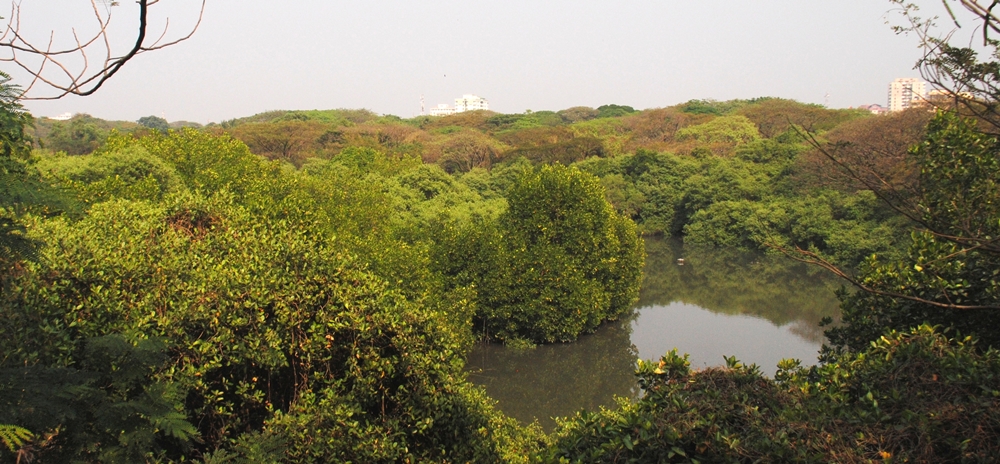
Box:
[545,325,1000,463]
[0,196,538,462]
[475,164,644,343]
[828,112,1000,352]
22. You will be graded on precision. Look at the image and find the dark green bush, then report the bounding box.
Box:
[476,164,644,343]
[545,325,1000,463]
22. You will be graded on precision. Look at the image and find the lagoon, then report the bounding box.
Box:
[465,237,842,430]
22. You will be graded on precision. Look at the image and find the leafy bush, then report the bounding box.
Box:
[1,336,195,463]
[545,325,1000,463]
[828,112,1000,351]
[1,195,537,461]
[475,164,644,343]
[35,145,184,202]
[674,114,761,146]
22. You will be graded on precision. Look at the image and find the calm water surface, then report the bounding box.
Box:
[465,237,842,430]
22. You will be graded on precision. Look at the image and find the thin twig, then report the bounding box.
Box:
[0,0,205,99]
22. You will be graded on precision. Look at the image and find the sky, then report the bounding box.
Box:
[2,0,969,123]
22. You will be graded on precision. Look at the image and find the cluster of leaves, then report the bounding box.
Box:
[366,158,645,344]
[828,111,1000,351]
[573,141,904,267]
[36,100,903,273]
[438,164,645,343]
[0,71,78,277]
[1,336,195,463]
[545,325,1000,463]
[4,128,578,461]
[1,111,652,460]
[31,114,132,155]
[200,98,898,269]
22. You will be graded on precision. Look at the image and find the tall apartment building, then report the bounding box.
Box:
[888,78,927,112]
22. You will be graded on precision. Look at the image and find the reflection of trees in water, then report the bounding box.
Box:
[465,239,841,428]
[465,315,639,431]
[639,237,842,343]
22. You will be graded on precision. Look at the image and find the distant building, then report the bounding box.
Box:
[857,103,888,115]
[454,94,489,112]
[429,103,455,117]
[925,89,952,106]
[429,94,489,117]
[923,89,975,109]
[888,78,927,112]
[50,112,74,121]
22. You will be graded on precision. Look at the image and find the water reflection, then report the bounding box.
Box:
[465,315,639,431]
[639,237,842,344]
[631,302,826,374]
[466,237,843,430]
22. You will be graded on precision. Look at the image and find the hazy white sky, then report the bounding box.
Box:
[5,1,967,123]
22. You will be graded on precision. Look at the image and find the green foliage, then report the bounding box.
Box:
[0,215,37,268]
[0,424,32,455]
[567,117,629,156]
[916,112,1000,239]
[44,115,108,155]
[475,165,644,342]
[736,98,868,138]
[97,128,284,207]
[679,98,762,115]
[1,335,196,463]
[569,133,904,267]
[137,115,170,133]
[332,145,420,176]
[557,106,599,123]
[487,112,544,131]
[0,71,32,160]
[219,108,378,128]
[0,155,63,266]
[545,325,1000,463]
[829,112,1000,351]
[674,114,762,146]
[596,104,637,119]
[504,136,605,165]
[575,149,694,235]
[35,145,184,203]
[1,129,558,461]
[780,325,1000,462]
[1,193,533,461]
[0,75,73,274]
[6,94,986,462]
[684,190,903,265]
[389,163,505,229]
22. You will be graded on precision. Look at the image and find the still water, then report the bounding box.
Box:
[465,237,842,430]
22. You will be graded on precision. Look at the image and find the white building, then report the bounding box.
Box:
[454,94,489,112]
[429,103,456,117]
[888,78,927,112]
[429,94,489,117]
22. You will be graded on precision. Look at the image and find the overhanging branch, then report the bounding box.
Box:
[0,0,205,99]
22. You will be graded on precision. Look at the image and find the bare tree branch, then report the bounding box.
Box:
[0,0,205,100]
[955,0,1000,40]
